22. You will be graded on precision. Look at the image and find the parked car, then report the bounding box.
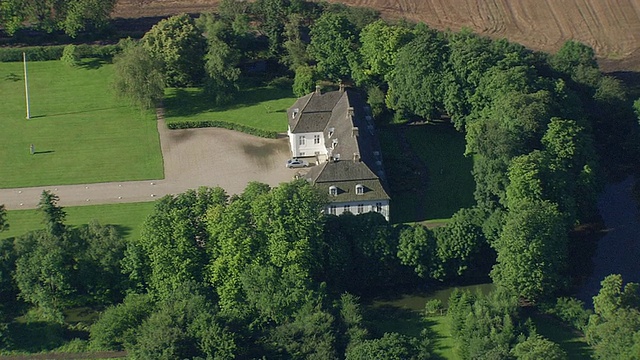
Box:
[286,158,309,168]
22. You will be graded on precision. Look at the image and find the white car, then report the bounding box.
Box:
[286,158,309,168]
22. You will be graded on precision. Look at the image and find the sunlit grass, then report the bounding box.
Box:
[0,59,163,188]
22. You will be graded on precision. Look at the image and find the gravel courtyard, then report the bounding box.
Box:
[0,118,297,210]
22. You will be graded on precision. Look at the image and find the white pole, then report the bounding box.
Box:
[23,52,30,119]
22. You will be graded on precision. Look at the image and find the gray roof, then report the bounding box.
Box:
[291,88,390,204]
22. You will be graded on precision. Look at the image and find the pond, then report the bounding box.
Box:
[577,176,640,304]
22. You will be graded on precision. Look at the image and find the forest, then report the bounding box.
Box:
[2,0,640,358]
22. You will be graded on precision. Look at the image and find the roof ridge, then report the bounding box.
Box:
[291,93,314,132]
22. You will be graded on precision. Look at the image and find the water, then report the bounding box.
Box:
[577,176,640,304]
[372,283,495,312]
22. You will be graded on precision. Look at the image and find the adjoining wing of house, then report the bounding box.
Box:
[287,85,390,221]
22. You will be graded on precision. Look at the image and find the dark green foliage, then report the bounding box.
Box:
[544,297,592,332]
[447,288,522,359]
[586,275,640,360]
[128,283,236,360]
[345,332,428,360]
[89,293,155,350]
[268,301,338,359]
[309,12,360,81]
[511,332,567,360]
[293,65,315,97]
[37,190,66,237]
[366,85,387,118]
[197,13,242,105]
[13,230,73,322]
[0,204,8,233]
[166,120,279,138]
[132,187,228,299]
[358,20,413,86]
[386,24,449,120]
[60,45,79,67]
[112,43,165,111]
[0,0,116,37]
[550,40,600,87]
[71,220,127,305]
[0,45,120,63]
[322,212,405,295]
[491,200,568,301]
[142,14,206,87]
[397,224,437,279]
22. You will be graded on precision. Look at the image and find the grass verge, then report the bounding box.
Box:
[1,201,155,242]
[0,59,163,189]
[163,85,295,133]
[530,312,593,360]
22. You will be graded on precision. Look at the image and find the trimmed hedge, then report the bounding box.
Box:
[0,44,120,62]
[166,120,279,139]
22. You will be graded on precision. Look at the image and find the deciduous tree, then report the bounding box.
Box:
[112,43,165,111]
[142,14,206,87]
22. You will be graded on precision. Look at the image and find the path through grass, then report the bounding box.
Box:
[1,201,155,242]
[0,59,163,188]
[164,86,295,132]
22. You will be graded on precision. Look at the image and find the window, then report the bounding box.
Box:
[329,186,337,196]
[344,205,351,213]
[357,204,364,214]
[330,205,336,215]
[314,134,321,144]
[376,202,383,213]
[299,136,306,146]
[356,184,364,195]
[328,127,335,137]
[332,139,338,149]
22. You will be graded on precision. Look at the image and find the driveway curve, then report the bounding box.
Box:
[0,114,298,210]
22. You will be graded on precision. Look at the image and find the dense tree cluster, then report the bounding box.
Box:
[0,0,116,37]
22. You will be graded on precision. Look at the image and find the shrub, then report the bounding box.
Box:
[0,44,120,62]
[61,44,79,67]
[543,297,592,331]
[424,299,444,316]
[166,120,279,138]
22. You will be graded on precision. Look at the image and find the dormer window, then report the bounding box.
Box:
[328,127,335,138]
[356,184,364,195]
[329,186,337,196]
[332,139,338,149]
[292,108,299,119]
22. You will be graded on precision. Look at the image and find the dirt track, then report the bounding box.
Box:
[112,0,640,71]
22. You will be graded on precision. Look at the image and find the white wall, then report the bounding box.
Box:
[325,200,390,221]
[287,130,327,159]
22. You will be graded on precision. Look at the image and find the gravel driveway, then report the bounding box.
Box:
[0,116,297,210]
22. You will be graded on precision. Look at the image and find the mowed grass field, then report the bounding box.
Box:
[0,201,155,242]
[164,85,295,132]
[0,59,163,188]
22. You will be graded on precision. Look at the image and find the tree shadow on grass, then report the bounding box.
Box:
[4,72,20,82]
[79,58,108,70]
[112,225,132,240]
[164,86,294,118]
[363,304,449,359]
[5,321,66,353]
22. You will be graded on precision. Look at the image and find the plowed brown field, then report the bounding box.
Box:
[112,0,640,71]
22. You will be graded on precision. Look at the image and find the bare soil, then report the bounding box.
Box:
[112,0,640,72]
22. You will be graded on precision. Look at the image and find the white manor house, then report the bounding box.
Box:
[287,85,390,221]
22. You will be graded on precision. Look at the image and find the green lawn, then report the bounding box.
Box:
[379,123,475,223]
[1,201,155,242]
[163,86,295,132]
[531,313,593,360]
[0,59,163,188]
[405,124,475,219]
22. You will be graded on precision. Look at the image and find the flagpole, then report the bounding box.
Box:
[23,52,30,119]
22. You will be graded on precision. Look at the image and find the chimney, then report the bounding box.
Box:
[352,127,359,137]
[339,83,345,92]
[315,85,321,94]
[348,107,354,117]
[353,153,360,162]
